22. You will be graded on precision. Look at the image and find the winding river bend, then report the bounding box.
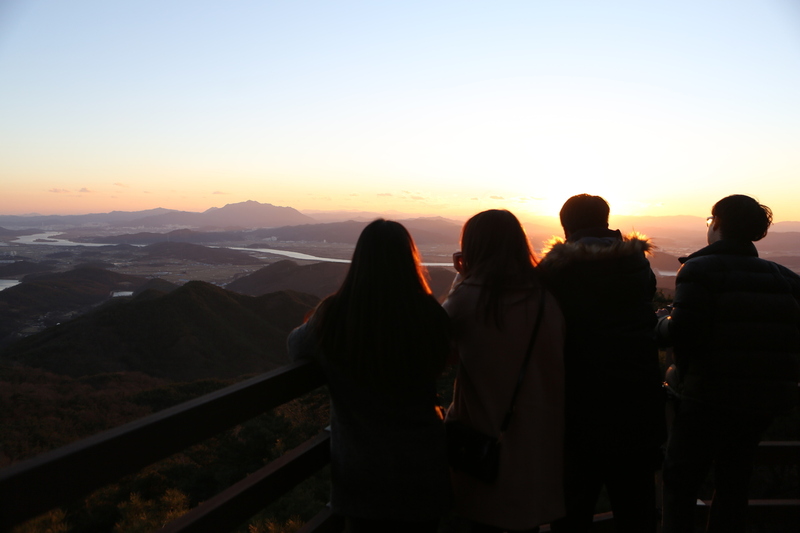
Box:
[1,233,452,291]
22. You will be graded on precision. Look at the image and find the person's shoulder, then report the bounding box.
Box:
[766,260,800,285]
[679,252,797,285]
[442,282,479,312]
[679,253,714,268]
[539,232,652,269]
[620,231,653,250]
[289,320,310,338]
[287,321,320,363]
[765,258,799,274]
[411,291,446,316]
[676,254,724,281]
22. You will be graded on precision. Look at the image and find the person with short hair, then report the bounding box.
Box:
[539,194,666,533]
[288,219,452,533]
[660,195,800,533]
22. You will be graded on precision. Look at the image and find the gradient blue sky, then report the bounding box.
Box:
[1,1,799,221]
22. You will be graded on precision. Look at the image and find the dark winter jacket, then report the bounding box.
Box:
[670,238,800,413]
[538,227,665,451]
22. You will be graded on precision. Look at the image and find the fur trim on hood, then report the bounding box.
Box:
[538,232,653,271]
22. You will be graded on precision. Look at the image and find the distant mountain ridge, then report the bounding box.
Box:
[0,202,314,230]
[3,203,799,263]
[0,208,178,229]
[123,200,314,229]
[3,202,798,236]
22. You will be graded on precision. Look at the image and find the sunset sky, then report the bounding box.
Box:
[1,1,799,221]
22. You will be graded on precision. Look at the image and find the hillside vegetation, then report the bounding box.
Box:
[0,282,318,381]
[0,278,327,532]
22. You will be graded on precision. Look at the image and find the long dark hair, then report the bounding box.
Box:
[459,209,539,326]
[311,219,448,385]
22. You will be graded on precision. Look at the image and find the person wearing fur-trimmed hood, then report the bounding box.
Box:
[539,194,666,533]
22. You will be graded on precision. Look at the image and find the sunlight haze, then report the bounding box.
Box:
[1,1,799,221]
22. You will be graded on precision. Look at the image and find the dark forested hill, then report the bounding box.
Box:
[0,282,318,381]
[0,267,153,347]
[226,260,348,298]
[0,260,56,277]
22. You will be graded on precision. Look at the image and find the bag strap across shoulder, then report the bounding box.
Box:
[499,290,547,434]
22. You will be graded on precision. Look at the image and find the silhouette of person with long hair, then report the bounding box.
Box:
[445,209,566,532]
[288,219,452,533]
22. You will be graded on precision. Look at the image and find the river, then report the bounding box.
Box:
[1,233,451,292]
[0,279,20,290]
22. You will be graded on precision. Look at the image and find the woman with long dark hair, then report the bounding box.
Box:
[445,209,566,532]
[288,219,452,532]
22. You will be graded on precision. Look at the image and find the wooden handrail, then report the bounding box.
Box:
[0,362,796,533]
[754,440,800,466]
[745,499,800,521]
[296,507,345,533]
[0,361,325,531]
[694,499,800,525]
[157,431,332,533]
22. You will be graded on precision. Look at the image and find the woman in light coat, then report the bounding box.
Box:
[445,209,566,533]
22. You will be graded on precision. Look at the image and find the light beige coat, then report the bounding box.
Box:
[444,281,566,530]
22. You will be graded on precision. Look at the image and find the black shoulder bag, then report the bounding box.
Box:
[445,292,547,483]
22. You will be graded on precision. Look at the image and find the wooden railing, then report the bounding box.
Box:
[0,361,342,533]
[0,363,797,533]
[689,389,800,530]
[693,439,800,528]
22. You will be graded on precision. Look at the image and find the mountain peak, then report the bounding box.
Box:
[205,200,276,213]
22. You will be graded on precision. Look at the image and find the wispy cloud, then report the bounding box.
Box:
[48,188,70,193]
[411,196,424,201]
[378,193,393,197]
[114,182,129,188]
[79,187,92,193]
[490,195,504,200]
[212,191,227,195]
